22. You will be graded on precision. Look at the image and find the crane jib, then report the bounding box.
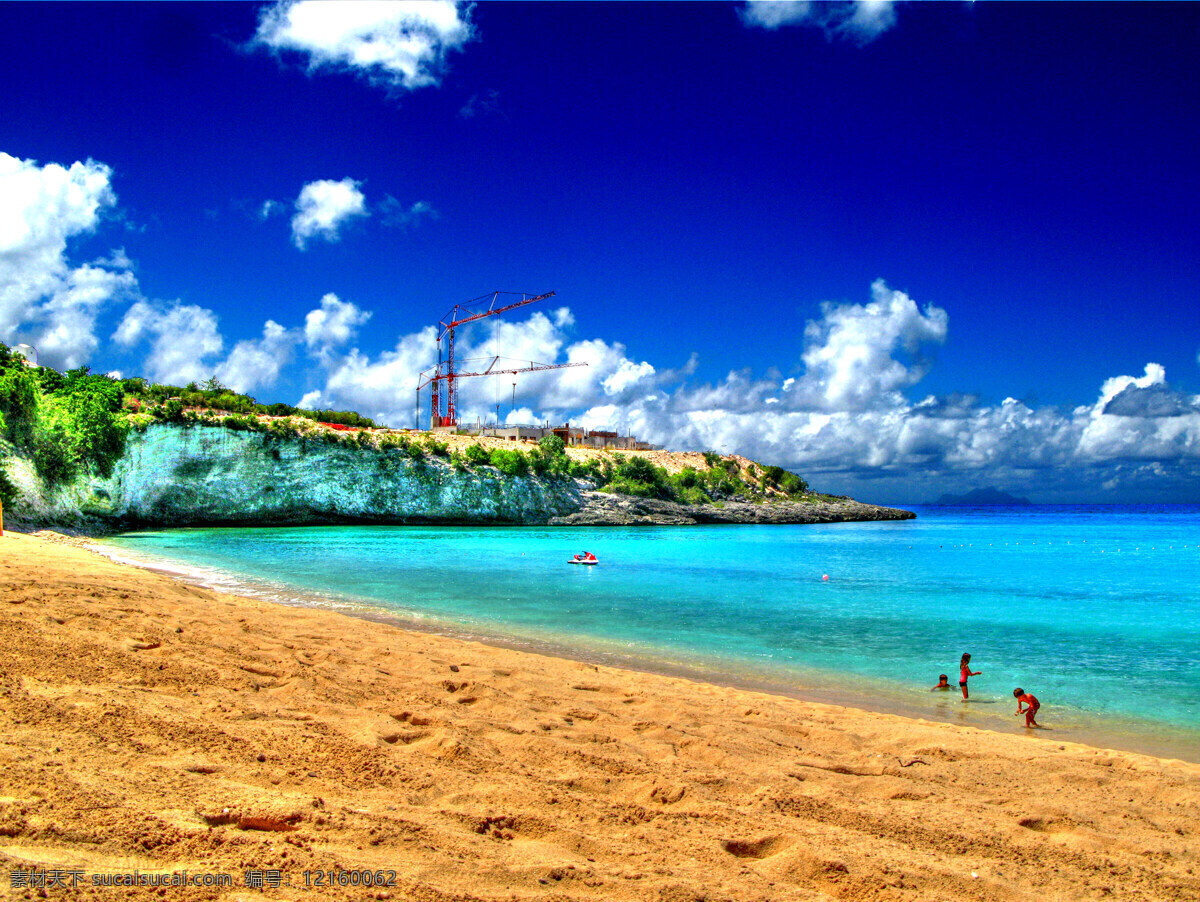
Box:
[418,290,586,429]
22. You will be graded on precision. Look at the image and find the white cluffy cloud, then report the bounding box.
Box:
[797,279,947,410]
[741,1,898,44]
[112,292,374,396]
[304,292,372,363]
[217,320,298,392]
[0,152,137,369]
[113,301,301,394]
[291,178,368,249]
[113,300,225,386]
[254,0,473,92]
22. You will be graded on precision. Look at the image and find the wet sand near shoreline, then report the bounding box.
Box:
[2,530,1198,901]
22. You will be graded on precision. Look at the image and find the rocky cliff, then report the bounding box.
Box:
[2,424,913,531]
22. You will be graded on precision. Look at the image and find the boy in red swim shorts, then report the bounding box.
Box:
[1013,688,1041,727]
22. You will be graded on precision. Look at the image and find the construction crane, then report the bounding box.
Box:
[416,291,585,429]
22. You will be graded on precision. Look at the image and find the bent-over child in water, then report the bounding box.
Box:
[1013,688,1041,727]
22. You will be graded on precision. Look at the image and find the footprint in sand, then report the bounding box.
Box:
[648,783,686,805]
[183,762,222,775]
[474,814,517,840]
[379,729,428,745]
[721,835,791,860]
[124,638,161,651]
[241,663,282,679]
[391,711,435,726]
[1018,815,1078,834]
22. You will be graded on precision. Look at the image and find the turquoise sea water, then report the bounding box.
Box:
[102,505,1200,761]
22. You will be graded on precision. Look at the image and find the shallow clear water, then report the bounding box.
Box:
[103,505,1200,760]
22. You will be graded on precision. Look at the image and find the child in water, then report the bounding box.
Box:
[931,674,951,691]
[959,653,981,700]
[1014,688,1041,727]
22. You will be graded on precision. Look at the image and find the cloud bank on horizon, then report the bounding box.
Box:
[2,150,1199,503]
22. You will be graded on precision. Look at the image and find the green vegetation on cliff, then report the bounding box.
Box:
[121,376,377,429]
[598,453,808,505]
[0,345,127,488]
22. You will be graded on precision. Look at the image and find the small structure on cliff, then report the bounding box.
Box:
[456,422,657,451]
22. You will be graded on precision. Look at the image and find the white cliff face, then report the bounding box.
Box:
[32,425,587,527]
[4,425,914,531]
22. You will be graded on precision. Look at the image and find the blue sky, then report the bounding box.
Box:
[2,1,1199,504]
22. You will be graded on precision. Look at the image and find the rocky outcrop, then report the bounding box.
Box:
[550,492,915,526]
[3,424,913,531]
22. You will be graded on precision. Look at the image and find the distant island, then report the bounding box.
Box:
[933,487,1031,505]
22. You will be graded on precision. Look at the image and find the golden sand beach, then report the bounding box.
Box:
[1,530,1198,901]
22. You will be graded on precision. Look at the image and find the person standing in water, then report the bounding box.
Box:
[959,653,981,700]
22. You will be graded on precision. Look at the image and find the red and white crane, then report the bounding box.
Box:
[417,290,585,429]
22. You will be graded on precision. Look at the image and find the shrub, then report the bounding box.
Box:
[488,447,528,476]
[464,443,490,465]
[0,361,131,484]
[221,414,260,432]
[0,461,17,508]
[676,485,712,505]
[699,466,747,500]
[0,363,39,446]
[422,436,449,457]
[158,399,185,424]
[597,456,679,501]
[614,456,658,484]
[31,419,77,486]
[780,472,808,495]
[601,476,658,498]
[53,370,128,477]
[120,377,149,396]
[703,451,722,468]
[568,458,599,480]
